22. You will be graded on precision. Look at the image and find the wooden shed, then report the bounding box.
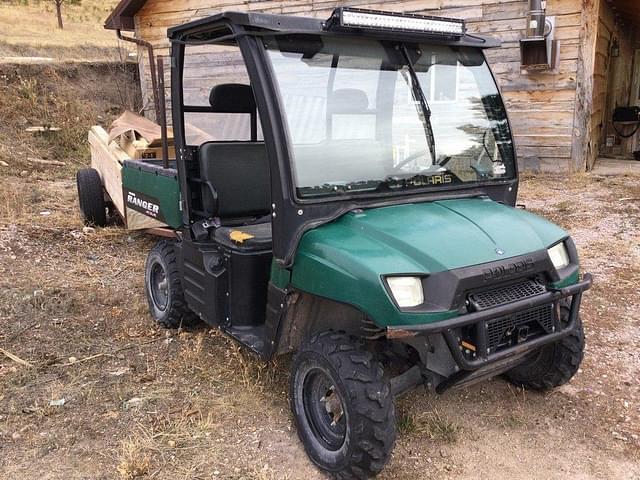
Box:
[105,0,640,173]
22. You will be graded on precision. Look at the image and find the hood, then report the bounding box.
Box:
[295,198,567,277]
[290,198,568,326]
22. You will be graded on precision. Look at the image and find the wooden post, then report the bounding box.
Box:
[571,0,600,171]
[156,57,170,169]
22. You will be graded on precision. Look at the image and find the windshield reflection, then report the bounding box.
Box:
[265,36,515,198]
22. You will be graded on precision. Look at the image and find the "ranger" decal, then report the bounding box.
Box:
[124,189,165,222]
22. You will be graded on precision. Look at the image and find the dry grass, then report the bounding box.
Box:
[0,63,140,178]
[0,181,32,220]
[397,405,461,443]
[0,0,127,60]
[118,436,151,480]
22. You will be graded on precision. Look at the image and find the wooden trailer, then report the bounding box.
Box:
[81,112,182,232]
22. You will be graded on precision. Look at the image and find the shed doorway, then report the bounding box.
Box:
[604,48,640,159]
[593,46,640,174]
[597,1,640,163]
[629,49,640,154]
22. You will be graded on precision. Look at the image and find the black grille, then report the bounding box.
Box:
[470,280,546,310]
[486,304,555,352]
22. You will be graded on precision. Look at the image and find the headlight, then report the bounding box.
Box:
[387,276,424,308]
[548,242,570,270]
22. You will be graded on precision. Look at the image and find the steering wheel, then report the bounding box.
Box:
[392,151,451,173]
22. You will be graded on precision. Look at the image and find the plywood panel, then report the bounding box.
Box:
[126,208,168,230]
[89,126,127,219]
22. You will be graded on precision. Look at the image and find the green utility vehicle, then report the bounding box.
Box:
[77,8,592,479]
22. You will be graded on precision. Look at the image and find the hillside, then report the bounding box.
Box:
[0,0,127,61]
[0,62,140,178]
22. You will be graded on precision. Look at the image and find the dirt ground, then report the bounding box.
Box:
[1,66,639,479]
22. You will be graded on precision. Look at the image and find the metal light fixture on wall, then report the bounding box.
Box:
[520,0,559,71]
[610,38,620,57]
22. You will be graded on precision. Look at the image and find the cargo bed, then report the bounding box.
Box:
[88,125,181,231]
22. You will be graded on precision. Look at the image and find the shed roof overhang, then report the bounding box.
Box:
[104,0,148,31]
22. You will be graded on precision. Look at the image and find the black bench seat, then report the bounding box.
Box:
[214,222,272,251]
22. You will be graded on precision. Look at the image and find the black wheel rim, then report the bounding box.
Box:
[302,368,347,451]
[149,262,169,312]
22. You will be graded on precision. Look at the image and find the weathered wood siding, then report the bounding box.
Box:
[133,0,588,172]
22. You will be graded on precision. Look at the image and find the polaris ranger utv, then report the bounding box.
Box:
[87,8,593,478]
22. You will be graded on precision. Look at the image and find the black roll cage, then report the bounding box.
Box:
[169,11,519,267]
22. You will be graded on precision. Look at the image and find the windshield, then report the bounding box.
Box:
[265,36,516,199]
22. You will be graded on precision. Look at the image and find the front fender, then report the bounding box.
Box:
[290,234,457,328]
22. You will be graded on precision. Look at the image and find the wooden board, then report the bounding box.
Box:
[88,125,169,231]
[126,208,167,231]
[89,126,128,219]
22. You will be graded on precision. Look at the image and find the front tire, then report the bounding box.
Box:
[144,241,197,329]
[290,332,396,479]
[505,302,585,390]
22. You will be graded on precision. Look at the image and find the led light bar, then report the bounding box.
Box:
[327,8,466,37]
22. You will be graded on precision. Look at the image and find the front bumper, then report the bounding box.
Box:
[388,273,593,372]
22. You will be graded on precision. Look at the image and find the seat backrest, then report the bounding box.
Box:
[198,142,271,219]
[209,83,256,114]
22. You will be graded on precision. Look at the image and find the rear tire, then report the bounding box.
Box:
[76,168,107,227]
[144,240,198,329]
[505,302,584,391]
[290,331,396,479]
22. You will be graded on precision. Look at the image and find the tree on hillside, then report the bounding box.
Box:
[49,0,81,29]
